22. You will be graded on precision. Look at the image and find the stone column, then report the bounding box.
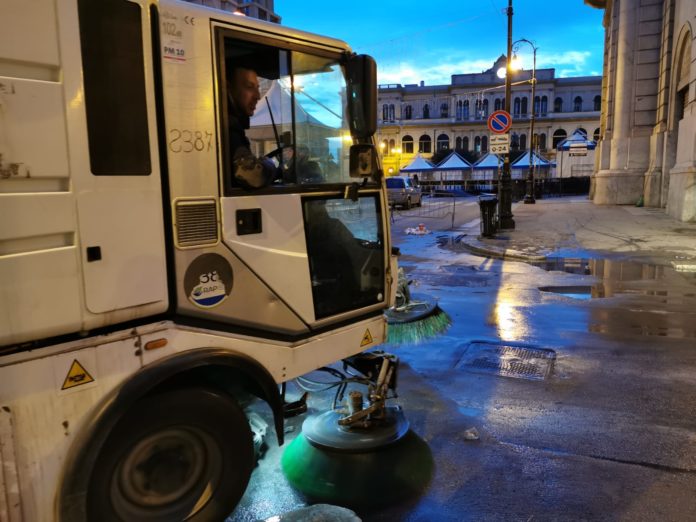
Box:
[594,0,656,205]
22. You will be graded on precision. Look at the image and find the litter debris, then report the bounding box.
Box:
[463,427,480,441]
[405,223,431,235]
[267,503,361,521]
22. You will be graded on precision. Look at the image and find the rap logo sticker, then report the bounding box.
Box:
[184,254,233,308]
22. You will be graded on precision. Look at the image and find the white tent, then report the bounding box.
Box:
[250,82,324,127]
[247,82,334,157]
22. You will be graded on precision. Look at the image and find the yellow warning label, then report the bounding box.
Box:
[360,329,374,347]
[61,359,95,390]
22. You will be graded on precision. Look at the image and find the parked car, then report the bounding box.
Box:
[386,175,422,209]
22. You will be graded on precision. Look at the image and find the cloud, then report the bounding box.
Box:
[376,49,600,86]
[537,50,594,77]
[378,58,498,86]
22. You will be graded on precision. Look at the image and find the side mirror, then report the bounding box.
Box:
[349,144,378,178]
[345,54,377,140]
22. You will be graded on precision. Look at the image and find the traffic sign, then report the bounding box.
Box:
[490,134,510,154]
[487,110,512,134]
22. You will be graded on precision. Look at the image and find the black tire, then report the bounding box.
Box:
[86,388,254,522]
[404,197,412,210]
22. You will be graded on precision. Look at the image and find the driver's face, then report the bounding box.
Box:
[230,68,260,117]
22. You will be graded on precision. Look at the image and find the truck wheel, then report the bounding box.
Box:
[405,197,411,210]
[86,388,254,522]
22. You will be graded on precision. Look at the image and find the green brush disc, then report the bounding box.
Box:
[281,415,433,508]
[385,293,451,345]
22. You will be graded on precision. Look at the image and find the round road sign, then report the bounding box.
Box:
[487,110,512,134]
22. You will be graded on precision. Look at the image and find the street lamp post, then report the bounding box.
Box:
[498,0,515,229]
[514,38,538,204]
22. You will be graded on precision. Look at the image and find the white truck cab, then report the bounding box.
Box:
[0,1,393,520]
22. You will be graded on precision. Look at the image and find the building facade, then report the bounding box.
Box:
[589,0,695,222]
[184,0,280,23]
[376,56,602,179]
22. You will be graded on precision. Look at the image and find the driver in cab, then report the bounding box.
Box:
[227,65,277,189]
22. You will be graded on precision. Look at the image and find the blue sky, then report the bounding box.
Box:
[275,0,605,85]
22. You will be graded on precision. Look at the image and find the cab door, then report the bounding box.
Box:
[74,0,167,316]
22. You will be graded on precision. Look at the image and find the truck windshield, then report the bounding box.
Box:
[220,37,357,192]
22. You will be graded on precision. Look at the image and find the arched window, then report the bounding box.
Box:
[494,97,503,111]
[482,99,489,117]
[404,105,412,119]
[419,134,432,153]
[539,133,547,150]
[462,136,469,151]
[456,100,463,120]
[482,135,488,152]
[402,135,414,154]
[521,97,528,115]
[554,97,563,112]
[533,95,540,115]
[552,129,567,149]
[475,99,482,119]
[440,102,448,118]
[513,97,521,115]
[541,95,548,114]
[389,138,396,151]
[388,104,395,121]
[382,104,389,121]
[455,137,462,149]
[520,134,527,150]
[381,139,388,154]
[437,133,449,150]
[593,128,600,142]
[573,96,582,112]
[423,104,430,119]
[463,100,470,119]
[474,136,481,153]
[593,95,601,111]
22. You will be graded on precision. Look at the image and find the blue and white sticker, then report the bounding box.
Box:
[184,254,234,309]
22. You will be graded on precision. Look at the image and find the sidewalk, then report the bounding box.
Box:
[405,196,696,266]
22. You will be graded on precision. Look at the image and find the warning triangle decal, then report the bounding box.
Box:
[360,329,374,347]
[61,359,95,390]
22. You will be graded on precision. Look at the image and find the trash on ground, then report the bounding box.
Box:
[463,427,480,440]
[406,223,431,235]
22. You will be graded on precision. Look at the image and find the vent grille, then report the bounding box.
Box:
[175,199,219,247]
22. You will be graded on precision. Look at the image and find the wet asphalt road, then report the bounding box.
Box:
[230,196,696,521]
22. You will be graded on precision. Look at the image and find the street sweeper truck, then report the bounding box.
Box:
[0,1,396,519]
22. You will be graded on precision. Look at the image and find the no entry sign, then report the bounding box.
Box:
[487,110,512,134]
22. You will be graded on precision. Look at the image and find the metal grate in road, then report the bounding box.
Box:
[456,341,556,381]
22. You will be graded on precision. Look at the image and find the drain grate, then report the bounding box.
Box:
[456,341,556,380]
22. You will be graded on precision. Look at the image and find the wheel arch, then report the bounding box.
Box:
[57,347,284,521]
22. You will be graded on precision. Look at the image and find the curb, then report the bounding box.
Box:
[457,238,548,262]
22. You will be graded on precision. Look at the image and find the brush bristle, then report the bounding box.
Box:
[386,308,451,345]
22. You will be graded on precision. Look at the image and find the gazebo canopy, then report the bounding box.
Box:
[435,151,472,171]
[473,152,504,169]
[556,129,597,151]
[511,151,554,168]
[400,154,435,172]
